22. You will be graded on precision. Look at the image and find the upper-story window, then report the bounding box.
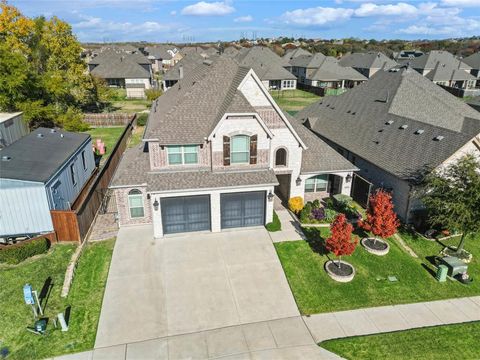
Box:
[231,135,250,164]
[275,148,287,166]
[81,150,87,170]
[70,164,76,186]
[167,145,198,165]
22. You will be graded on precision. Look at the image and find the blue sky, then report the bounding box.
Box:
[11,0,480,42]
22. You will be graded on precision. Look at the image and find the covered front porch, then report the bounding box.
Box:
[274,171,353,204]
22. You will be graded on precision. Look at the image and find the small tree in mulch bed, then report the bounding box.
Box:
[360,189,400,243]
[326,214,358,267]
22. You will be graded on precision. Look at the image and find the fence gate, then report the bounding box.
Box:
[351,174,373,208]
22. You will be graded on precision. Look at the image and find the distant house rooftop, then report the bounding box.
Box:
[0,128,91,183]
[338,52,397,70]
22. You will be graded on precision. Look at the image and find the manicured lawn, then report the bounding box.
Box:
[85,126,125,159]
[110,88,152,113]
[270,89,320,115]
[274,228,479,314]
[320,321,480,360]
[0,239,115,359]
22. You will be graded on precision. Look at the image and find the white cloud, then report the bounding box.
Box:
[354,2,418,17]
[170,10,177,16]
[398,16,480,35]
[181,1,235,16]
[441,0,480,7]
[281,7,354,26]
[397,25,457,35]
[234,15,253,22]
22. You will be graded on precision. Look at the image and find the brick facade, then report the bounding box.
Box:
[256,107,286,129]
[114,186,152,226]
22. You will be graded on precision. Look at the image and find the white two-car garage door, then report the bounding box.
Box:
[221,191,265,229]
[161,195,211,234]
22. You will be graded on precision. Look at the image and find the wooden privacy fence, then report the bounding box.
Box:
[52,115,135,242]
[83,113,136,126]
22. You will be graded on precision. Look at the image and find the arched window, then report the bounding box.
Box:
[128,189,144,218]
[275,148,287,166]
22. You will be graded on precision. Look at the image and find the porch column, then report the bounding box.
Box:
[152,195,163,238]
[210,192,221,232]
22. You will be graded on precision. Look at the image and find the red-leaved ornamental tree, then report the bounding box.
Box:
[360,189,400,240]
[326,214,358,267]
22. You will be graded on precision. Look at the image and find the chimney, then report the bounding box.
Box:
[179,65,184,79]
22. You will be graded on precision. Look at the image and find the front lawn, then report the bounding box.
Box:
[84,126,125,159]
[270,89,320,115]
[275,228,479,314]
[320,321,480,360]
[0,239,115,359]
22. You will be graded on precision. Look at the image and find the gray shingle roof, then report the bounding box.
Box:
[163,53,210,81]
[425,62,475,82]
[296,67,480,181]
[144,57,251,144]
[91,56,150,79]
[234,46,296,81]
[145,45,177,60]
[0,128,90,183]
[290,53,326,68]
[89,49,150,66]
[282,48,312,66]
[286,114,357,174]
[338,52,397,70]
[409,50,471,71]
[462,52,480,69]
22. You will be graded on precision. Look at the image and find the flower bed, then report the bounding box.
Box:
[298,199,338,225]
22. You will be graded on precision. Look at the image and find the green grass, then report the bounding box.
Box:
[320,322,480,360]
[270,89,320,113]
[109,88,152,113]
[274,228,479,314]
[85,126,125,159]
[265,211,282,232]
[128,125,145,148]
[0,239,115,359]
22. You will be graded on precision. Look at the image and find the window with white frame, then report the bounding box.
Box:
[167,145,198,165]
[128,189,145,218]
[231,135,250,164]
[282,80,295,89]
[305,175,329,193]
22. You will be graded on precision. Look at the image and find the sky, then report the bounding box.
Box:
[11,0,480,43]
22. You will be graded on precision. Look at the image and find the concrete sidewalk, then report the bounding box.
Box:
[53,317,342,360]
[304,296,480,343]
[269,209,306,243]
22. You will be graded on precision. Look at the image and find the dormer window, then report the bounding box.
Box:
[167,145,198,165]
[231,135,250,164]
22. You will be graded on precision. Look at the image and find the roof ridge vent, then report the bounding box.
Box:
[37,133,44,138]
[50,128,56,133]
[415,129,424,134]
[434,135,444,141]
[2,155,11,161]
[386,120,394,125]
[399,124,408,129]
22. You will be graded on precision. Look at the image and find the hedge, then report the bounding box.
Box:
[0,238,50,265]
[265,211,282,232]
[136,113,148,126]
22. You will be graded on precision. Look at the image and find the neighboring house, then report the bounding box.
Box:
[180,46,218,58]
[282,48,312,69]
[289,54,366,95]
[0,112,28,148]
[338,52,398,78]
[409,50,477,97]
[162,53,209,90]
[90,55,152,99]
[463,52,480,88]
[145,45,180,72]
[234,46,297,90]
[296,67,480,223]
[110,57,356,238]
[222,46,240,57]
[467,96,480,112]
[0,128,96,239]
[393,50,424,64]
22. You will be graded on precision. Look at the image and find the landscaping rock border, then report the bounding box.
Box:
[361,237,390,256]
[325,260,355,282]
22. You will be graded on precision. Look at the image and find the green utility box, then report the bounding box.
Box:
[436,265,448,282]
[438,256,468,277]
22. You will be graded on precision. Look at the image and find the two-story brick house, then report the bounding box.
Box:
[110,57,356,237]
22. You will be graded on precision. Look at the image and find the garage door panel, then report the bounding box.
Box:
[221,192,265,229]
[161,195,211,234]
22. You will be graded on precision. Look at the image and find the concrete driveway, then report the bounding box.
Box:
[95,225,299,348]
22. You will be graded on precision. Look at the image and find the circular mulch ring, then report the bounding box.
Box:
[361,237,390,256]
[325,260,355,282]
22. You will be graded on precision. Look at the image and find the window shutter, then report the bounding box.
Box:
[223,136,230,166]
[250,135,257,165]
